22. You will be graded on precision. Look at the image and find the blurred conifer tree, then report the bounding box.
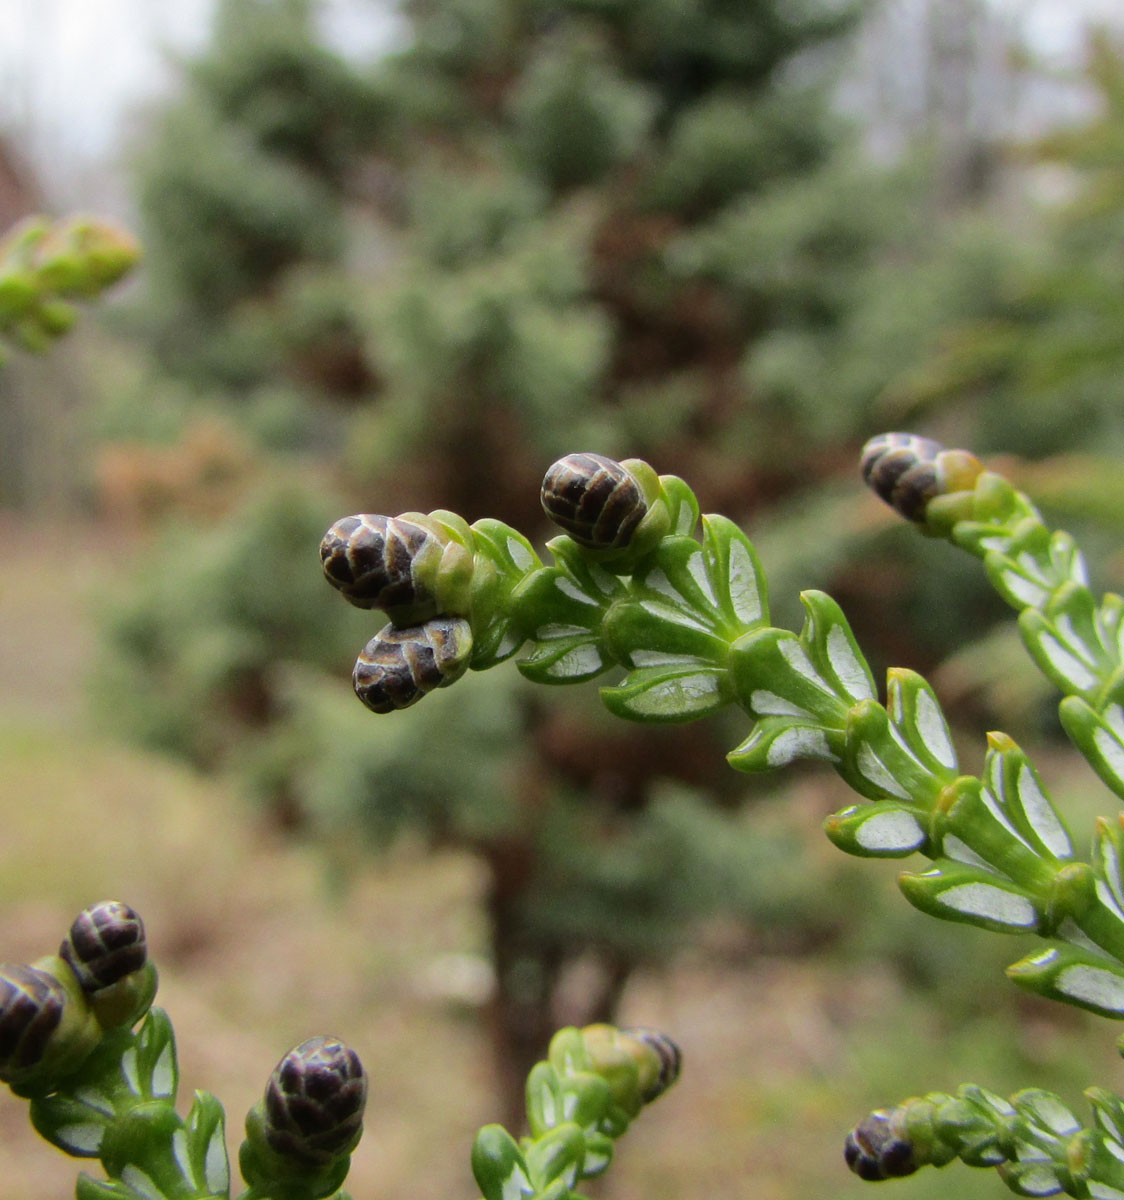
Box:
[351,0,884,521]
[133,0,382,395]
[333,1,891,1116]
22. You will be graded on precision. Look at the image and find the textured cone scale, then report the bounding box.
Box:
[844,1109,920,1180]
[0,964,65,1080]
[541,453,647,549]
[353,616,472,713]
[621,1027,682,1103]
[60,901,146,994]
[320,513,437,611]
[264,1036,367,1169]
[860,432,945,523]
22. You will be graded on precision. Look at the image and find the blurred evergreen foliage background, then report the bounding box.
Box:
[87,0,1124,1112]
[6,0,1124,1191]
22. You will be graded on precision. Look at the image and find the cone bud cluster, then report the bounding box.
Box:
[0,900,154,1092]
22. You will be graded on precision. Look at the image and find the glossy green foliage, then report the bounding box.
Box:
[320,436,1124,1196]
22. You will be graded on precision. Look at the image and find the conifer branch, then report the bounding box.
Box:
[318,437,1124,1196]
[863,432,1124,806]
[472,1024,681,1200]
[845,1080,1124,1199]
[319,443,1124,1015]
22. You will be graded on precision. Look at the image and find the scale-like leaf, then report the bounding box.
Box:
[798,591,876,705]
[1060,697,1124,802]
[601,664,728,722]
[937,776,1062,886]
[514,567,605,633]
[524,1122,585,1191]
[1008,943,1124,1018]
[900,860,1043,933]
[75,1177,148,1200]
[727,716,839,772]
[515,554,618,683]
[1020,609,1101,699]
[183,1091,229,1195]
[885,669,958,779]
[1092,816,1124,933]
[602,585,728,666]
[520,632,609,684]
[659,474,700,537]
[526,1062,565,1136]
[998,1157,1066,1197]
[1087,1088,1124,1152]
[630,537,727,633]
[471,519,542,579]
[983,524,1087,612]
[982,734,1073,862]
[948,473,1031,557]
[842,700,945,804]
[824,801,928,858]
[471,1125,535,1200]
[1014,1090,1082,1139]
[579,1131,615,1179]
[30,1090,114,1157]
[125,1008,177,1101]
[729,626,848,725]
[700,514,769,629]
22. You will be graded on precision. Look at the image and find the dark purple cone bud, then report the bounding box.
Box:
[353,615,473,713]
[844,1108,920,1180]
[320,514,439,612]
[263,1036,368,1169]
[621,1026,682,1103]
[860,433,946,523]
[60,901,146,995]
[0,965,65,1082]
[541,453,647,549]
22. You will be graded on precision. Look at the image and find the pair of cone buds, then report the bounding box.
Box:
[0,900,153,1092]
[545,439,977,539]
[319,510,477,712]
[319,452,654,713]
